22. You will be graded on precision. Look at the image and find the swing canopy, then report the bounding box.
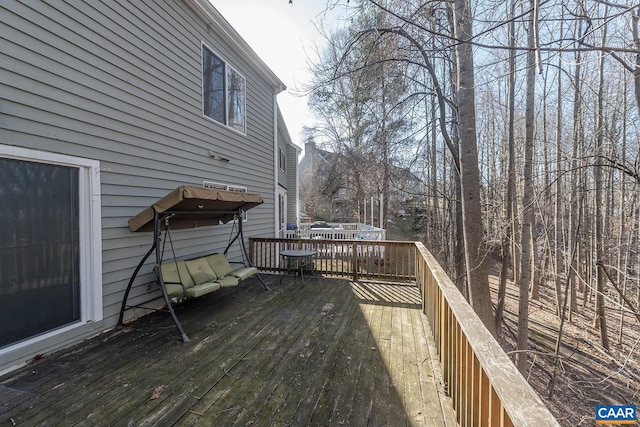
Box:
[128,185,263,232]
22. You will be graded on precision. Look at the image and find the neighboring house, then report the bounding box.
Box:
[388,165,424,212]
[298,140,348,221]
[276,108,301,235]
[0,1,297,373]
[299,140,423,222]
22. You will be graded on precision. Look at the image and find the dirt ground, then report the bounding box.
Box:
[488,263,640,426]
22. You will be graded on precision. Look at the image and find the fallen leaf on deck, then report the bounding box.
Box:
[149,385,165,400]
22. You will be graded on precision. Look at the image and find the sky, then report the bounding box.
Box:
[211,1,349,150]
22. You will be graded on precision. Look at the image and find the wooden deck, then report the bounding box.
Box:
[0,275,455,426]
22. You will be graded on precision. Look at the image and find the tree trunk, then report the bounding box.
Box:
[593,8,610,350]
[452,0,494,334]
[495,0,517,335]
[455,167,467,296]
[516,0,537,374]
[554,34,564,316]
[569,24,584,317]
[631,11,640,119]
[617,86,628,344]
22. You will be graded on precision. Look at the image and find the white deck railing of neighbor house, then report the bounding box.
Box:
[281,222,386,241]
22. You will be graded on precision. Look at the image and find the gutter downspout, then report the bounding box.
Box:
[296,148,301,229]
[273,93,279,237]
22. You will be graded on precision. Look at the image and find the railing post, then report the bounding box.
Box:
[352,244,358,281]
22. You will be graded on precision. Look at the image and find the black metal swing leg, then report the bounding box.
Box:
[256,273,271,291]
[117,242,155,328]
[154,211,190,343]
[159,286,190,343]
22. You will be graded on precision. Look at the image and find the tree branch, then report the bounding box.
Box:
[357,26,460,173]
[596,262,640,325]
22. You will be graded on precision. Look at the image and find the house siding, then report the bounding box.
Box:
[0,0,283,371]
[275,109,300,226]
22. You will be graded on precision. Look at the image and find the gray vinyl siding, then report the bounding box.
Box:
[278,145,288,186]
[276,110,299,225]
[276,112,289,189]
[0,0,282,370]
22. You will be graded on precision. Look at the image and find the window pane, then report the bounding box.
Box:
[278,193,285,231]
[279,148,286,172]
[227,66,246,133]
[0,158,80,348]
[203,47,225,124]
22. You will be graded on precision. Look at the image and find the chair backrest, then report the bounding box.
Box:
[185,257,218,285]
[206,253,234,278]
[158,260,194,298]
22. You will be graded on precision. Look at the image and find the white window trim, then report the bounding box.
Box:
[201,42,247,135]
[0,144,103,355]
[277,187,287,235]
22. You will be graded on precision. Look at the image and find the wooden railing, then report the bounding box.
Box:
[281,222,386,241]
[249,238,414,281]
[248,238,559,426]
[415,243,559,427]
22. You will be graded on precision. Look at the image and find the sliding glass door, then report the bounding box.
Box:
[0,158,80,348]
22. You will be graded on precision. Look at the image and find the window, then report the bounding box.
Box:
[277,189,287,233]
[202,49,225,124]
[278,147,286,172]
[0,145,102,352]
[227,66,246,133]
[202,45,246,134]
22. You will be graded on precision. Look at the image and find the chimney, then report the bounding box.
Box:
[305,140,316,159]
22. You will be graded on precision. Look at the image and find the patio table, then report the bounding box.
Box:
[279,249,318,286]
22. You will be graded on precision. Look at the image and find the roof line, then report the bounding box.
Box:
[183,0,286,94]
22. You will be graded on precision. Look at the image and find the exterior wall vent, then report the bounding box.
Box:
[202,181,249,221]
[227,185,247,193]
[202,181,228,191]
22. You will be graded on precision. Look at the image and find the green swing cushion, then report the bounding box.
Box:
[230,266,258,281]
[216,275,239,288]
[206,253,256,284]
[205,253,235,278]
[159,261,193,298]
[185,258,217,286]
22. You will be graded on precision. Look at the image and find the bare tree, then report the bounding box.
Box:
[495,0,518,335]
[451,0,495,333]
[516,0,538,374]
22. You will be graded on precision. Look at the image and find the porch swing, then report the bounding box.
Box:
[117,186,269,342]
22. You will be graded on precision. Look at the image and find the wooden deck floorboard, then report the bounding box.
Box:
[0,275,453,426]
